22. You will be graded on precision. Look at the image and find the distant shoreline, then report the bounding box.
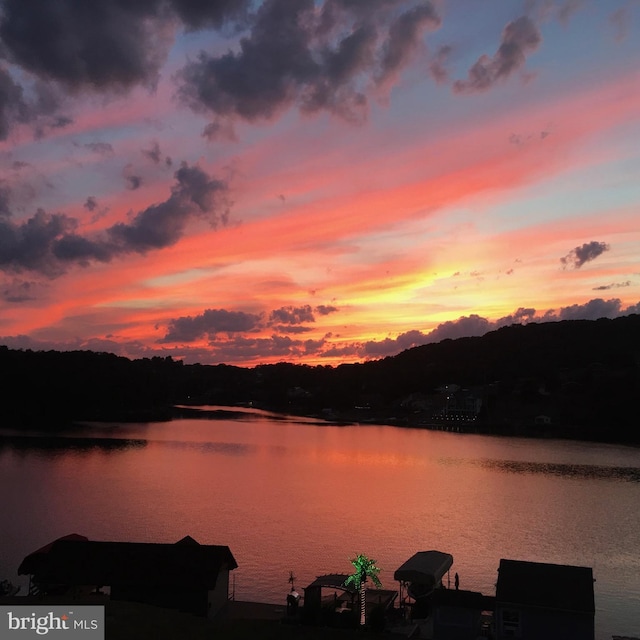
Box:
[1,403,638,448]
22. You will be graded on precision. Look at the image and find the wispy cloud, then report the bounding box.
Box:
[453,16,542,93]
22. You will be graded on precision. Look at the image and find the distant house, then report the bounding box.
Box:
[18,534,237,619]
[495,559,595,640]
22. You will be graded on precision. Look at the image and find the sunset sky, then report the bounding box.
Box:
[1,0,639,366]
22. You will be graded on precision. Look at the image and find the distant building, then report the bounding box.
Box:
[18,534,237,619]
[495,559,595,640]
[433,385,483,422]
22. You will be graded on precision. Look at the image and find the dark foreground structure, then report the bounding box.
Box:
[494,559,595,640]
[16,539,599,638]
[18,534,237,619]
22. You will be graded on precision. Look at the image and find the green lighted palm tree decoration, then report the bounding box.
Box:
[344,554,382,626]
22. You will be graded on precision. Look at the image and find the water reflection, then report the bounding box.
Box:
[1,417,640,640]
[159,440,255,456]
[443,457,640,482]
[173,405,339,425]
[0,434,146,455]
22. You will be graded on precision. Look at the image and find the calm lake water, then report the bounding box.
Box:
[1,407,639,639]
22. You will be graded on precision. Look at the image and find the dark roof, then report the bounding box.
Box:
[18,535,237,589]
[394,551,454,586]
[18,534,89,575]
[433,588,495,610]
[305,574,355,592]
[496,559,594,614]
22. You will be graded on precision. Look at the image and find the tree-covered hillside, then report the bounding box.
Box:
[1,315,638,443]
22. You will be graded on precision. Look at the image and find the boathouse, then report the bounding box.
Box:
[495,559,595,640]
[18,534,237,618]
[394,550,454,618]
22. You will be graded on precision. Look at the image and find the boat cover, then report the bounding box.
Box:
[393,551,453,587]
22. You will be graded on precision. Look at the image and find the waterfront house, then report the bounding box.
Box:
[495,559,595,640]
[18,534,237,619]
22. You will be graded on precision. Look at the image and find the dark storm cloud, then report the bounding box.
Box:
[300,24,376,119]
[1,0,440,136]
[0,208,78,275]
[454,16,541,93]
[560,241,610,269]
[178,0,322,121]
[84,196,98,212]
[0,0,172,91]
[269,304,315,325]
[161,308,263,343]
[52,234,114,264]
[0,163,228,275]
[171,162,228,214]
[177,0,441,122]
[0,0,254,94]
[108,163,227,252]
[109,199,184,250]
[161,301,336,347]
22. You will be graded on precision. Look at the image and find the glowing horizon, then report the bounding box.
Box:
[0,0,638,366]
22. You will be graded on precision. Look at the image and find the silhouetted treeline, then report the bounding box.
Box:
[1,314,639,443]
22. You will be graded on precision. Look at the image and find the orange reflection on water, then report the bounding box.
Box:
[3,416,640,640]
